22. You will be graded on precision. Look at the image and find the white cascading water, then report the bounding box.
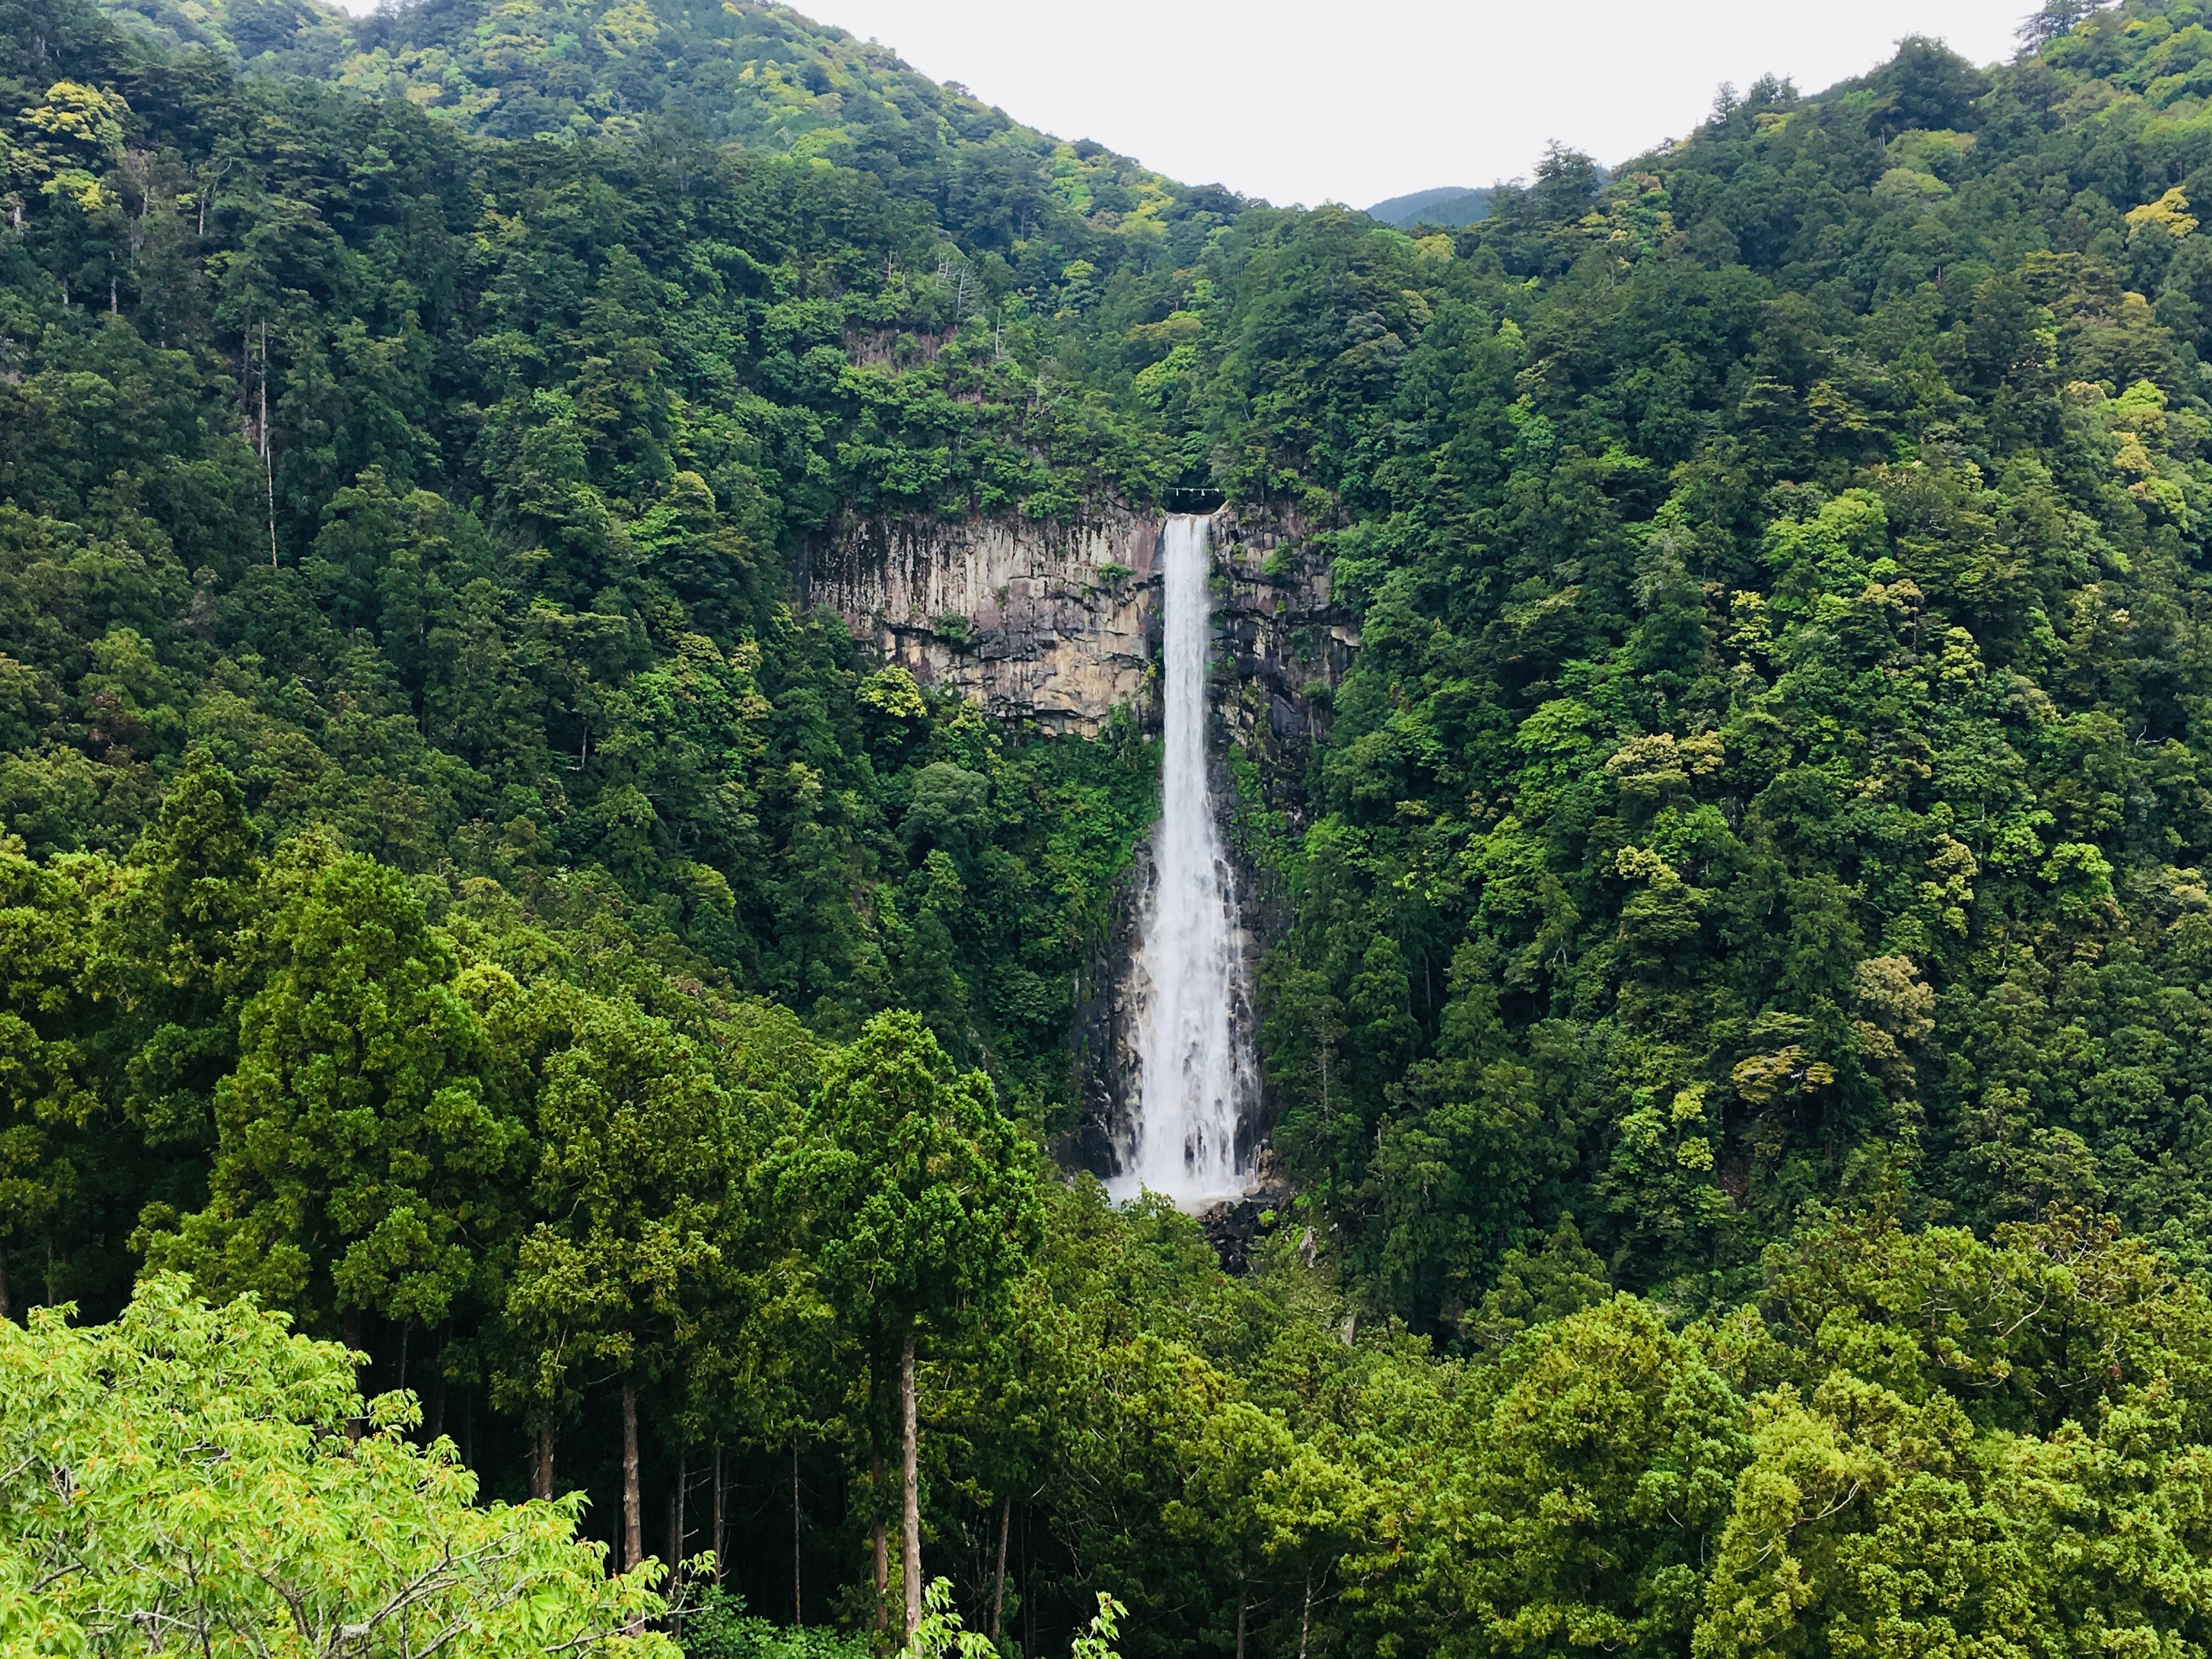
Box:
[1113,514,1252,1207]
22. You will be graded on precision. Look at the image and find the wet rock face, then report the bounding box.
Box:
[1198,1154,1296,1274]
[1063,833,1150,1182]
[1209,508,1357,836]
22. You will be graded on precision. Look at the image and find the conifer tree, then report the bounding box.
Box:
[805,1011,1039,1638]
[87,746,262,1147]
[149,854,515,1347]
[505,997,736,1569]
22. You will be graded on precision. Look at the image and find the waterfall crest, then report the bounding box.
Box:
[1114,514,1253,1207]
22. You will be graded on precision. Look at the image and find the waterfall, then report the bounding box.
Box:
[1114,514,1253,1207]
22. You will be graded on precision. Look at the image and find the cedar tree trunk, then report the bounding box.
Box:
[872,1456,888,1638]
[991,1494,1011,1639]
[712,1443,725,1587]
[901,1330,921,1639]
[621,1375,643,1572]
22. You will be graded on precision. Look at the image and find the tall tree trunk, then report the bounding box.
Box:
[901,1330,921,1640]
[621,1376,643,1573]
[0,1243,12,1323]
[792,1436,804,1626]
[990,1494,1011,1639]
[426,1352,447,1444]
[343,1307,368,1442]
[1235,1576,1247,1659]
[665,1482,680,1590]
[1299,1573,1311,1659]
[259,320,275,567]
[872,1457,888,1640]
[533,1425,554,1499]
[669,1438,686,1599]
[712,1443,725,1588]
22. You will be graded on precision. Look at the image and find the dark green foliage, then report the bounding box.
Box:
[150,849,510,1330]
[682,1588,871,1659]
[805,1009,1039,1349]
[0,0,1168,1248]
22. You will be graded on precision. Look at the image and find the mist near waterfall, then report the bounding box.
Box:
[1113,514,1254,1207]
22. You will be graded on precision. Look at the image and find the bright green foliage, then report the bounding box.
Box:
[505,996,738,1407]
[893,1579,1121,1659]
[1417,1299,1747,1656]
[900,1183,2212,1659]
[1132,12,2212,1329]
[1323,1203,2212,1658]
[0,1272,671,1659]
[805,1008,1038,1350]
[148,853,516,1333]
[681,1589,872,1659]
[0,836,97,1317]
[1680,1207,2212,1657]
[929,1184,1367,1656]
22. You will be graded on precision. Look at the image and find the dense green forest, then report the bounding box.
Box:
[22,0,2212,1651]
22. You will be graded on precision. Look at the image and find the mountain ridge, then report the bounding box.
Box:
[92,0,1218,229]
[1365,182,1492,227]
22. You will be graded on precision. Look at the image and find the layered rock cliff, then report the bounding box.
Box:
[794,504,1355,743]
[794,512,1158,735]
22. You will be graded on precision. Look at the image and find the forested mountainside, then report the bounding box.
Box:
[22,0,2212,1653]
[1365,186,1492,230]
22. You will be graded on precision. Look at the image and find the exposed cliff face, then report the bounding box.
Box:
[795,505,1355,743]
[795,512,1161,734]
[1211,507,1359,827]
[799,505,1355,1175]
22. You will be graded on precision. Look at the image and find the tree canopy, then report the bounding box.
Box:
[0,1272,672,1659]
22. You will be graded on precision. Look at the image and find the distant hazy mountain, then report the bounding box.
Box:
[1365,185,1493,229]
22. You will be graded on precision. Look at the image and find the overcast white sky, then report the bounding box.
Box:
[329,0,2037,207]
[782,0,2030,208]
